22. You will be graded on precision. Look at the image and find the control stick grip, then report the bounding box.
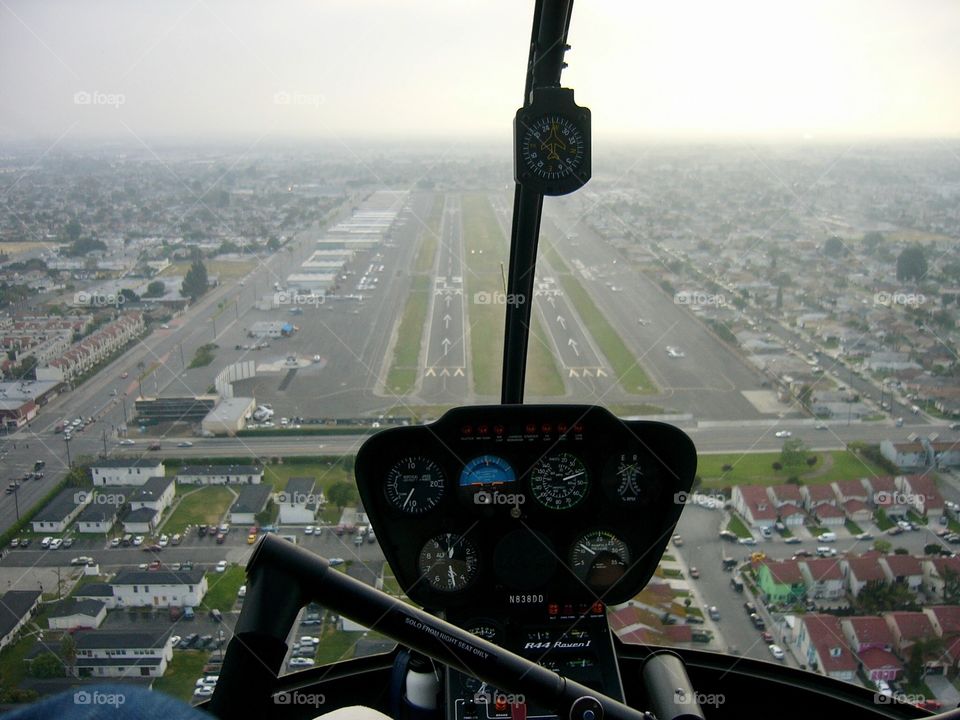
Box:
[641,652,704,720]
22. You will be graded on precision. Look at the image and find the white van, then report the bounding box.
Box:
[819,532,837,542]
[816,546,837,557]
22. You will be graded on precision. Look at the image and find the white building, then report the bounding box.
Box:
[72,630,173,679]
[91,459,166,487]
[277,477,320,524]
[110,569,207,608]
[0,590,42,651]
[31,488,91,533]
[202,396,256,436]
[177,464,263,485]
[230,484,272,525]
[47,599,107,631]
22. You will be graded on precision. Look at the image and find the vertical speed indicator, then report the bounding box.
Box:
[384,457,445,514]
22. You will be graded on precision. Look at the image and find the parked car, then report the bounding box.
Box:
[718,530,737,542]
[783,536,801,544]
[818,532,837,542]
[774,430,792,438]
[216,560,227,573]
[750,614,766,630]
[707,606,720,620]
[688,567,700,579]
[289,658,315,667]
[768,644,785,660]
[761,631,773,643]
[671,534,683,546]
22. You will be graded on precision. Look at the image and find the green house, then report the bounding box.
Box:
[757,560,807,604]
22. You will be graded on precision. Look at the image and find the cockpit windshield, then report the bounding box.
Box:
[0,1,959,717]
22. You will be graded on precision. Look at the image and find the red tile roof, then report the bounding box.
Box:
[763,559,804,585]
[858,647,902,672]
[770,484,803,503]
[924,606,960,635]
[886,612,935,643]
[846,557,886,582]
[834,479,869,499]
[881,555,923,578]
[813,504,845,519]
[805,485,836,503]
[738,485,777,520]
[803,558,844,581]
[843,616,895,648]
[804,615,857,673]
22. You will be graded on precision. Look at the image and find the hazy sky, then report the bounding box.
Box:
[1,0,958,143]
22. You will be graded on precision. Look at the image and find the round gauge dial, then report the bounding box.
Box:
[519,114,586,181]
[569,530,630,589]
[418,533,479,593]
[464,619,504,645]
[460,455,516,487]
[602,452,657,507]
[384,456,445,514]
[529,452,589,510]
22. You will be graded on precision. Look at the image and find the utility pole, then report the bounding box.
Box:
[212,316,217,340]
[65,436,72,468]
[102,429,108,457]
[179,344,185,367]
[13,484,19,521]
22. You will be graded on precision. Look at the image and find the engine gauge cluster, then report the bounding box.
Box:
[355,405,696,609]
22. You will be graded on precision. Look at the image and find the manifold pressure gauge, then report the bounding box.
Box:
[514,87,591,196]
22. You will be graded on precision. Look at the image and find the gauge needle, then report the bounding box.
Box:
[403,488,415,508]
[448,566,456,586]
[618,464,636,476]
[563,471,585,481]
[578,543,595,555]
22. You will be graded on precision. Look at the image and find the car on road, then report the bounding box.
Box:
[289,658,315,667]
[70,556,94,566]
[783,536,801,544]
[110,537,121,547]
[671,534,683,546]
[247,532,257,544]
[816,546,837,557]
[886,526,904,536]
[119,438,135,445]
[304,526,314,535]
[177,441,194,448]
[328,558,345,566]
[132,535,144,546]
[49,538,63,550]
[814,422,828,430]
[743,601,756,614]
[774,430,792,438]
[193,686,214,698]
[737,536,757,545]
[855,532,874,541]
[688,567,700,579]
[148,442,161,451]
[750,614,766,630]
[148,560,161,570]
[216,560,227,573]
[768,644,785,660]
[707,606,720,620]
[62,537,73,548]
[818,532,837,542]
[121,371,129,378]
[160,324,170,329]
[761,631,773,643]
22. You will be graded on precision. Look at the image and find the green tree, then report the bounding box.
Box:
[30,653,64,679]
[872,539,892,554]
[855,582,918,613]
[267,237,281,251]
[181,259,209,300]
[143,280,166,298]
[119,288,139,304]
[61,634,77,676]
[862,231,884,253]
[823,236,846,257]
[64,219,82,242]
[896,245,927,282]
[943,566,960,604]
[327,481,358,511]
[904,636,944,689]
[780,438,809,469]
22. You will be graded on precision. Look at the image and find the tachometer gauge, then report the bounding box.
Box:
[460,455,516,487]
[569,530,630,590]
[529,452,589,510]
[418,533,479,593]
[384,456,445,514]
[602,452,657,507]
[463,619,504,645]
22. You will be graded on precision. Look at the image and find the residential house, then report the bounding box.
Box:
[72,583,118,610]
[842,499,873,524]
[923,557,960,602]
[229,484,272,525]
[812,503,846,527]
[796,614,857,681]
[866,476,908,515]
[30,488,92,533]
[110,569,207,608]
[91,459,165,487]
[177,464,263,485]
[840,616,902,682]
[757,560,806,604]
[800,559,845,601]
[277,476,320,524]
[127,476,175,515]
[75,494,123,534]
[832,479,869,504]
[928,441,960,469]
[897,474,944,519]
[880,441,927,471]
[0,590,42,651]
[922,605,960,670]
[879,555,924,593]
[72,630,173,679]
[801,484,836,511]
[884,612,949,675]
[47,599,107,631]
[732,485,778,529]
[843,557,887,598]
[122,507,161,534]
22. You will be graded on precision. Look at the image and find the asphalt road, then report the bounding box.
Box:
[420,194,469,402]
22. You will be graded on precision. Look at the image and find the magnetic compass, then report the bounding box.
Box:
[514,87,591,196]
